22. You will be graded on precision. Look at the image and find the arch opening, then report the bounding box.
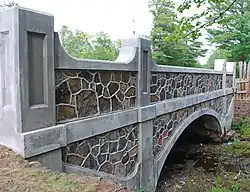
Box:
[156,115,222,192]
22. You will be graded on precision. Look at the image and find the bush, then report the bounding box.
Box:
[232,118,250,139]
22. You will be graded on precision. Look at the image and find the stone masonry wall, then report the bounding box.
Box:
[226,74,233,88]
[150,72,223,103]
[56,70,137,122]
[62,124,138,177]
[153,94,233,158]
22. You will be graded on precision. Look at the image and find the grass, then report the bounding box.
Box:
[0,145,127,192]
[220,118,250,157]
[210,185,239,192]
[209,170,250,192]
[225,118,250,156]
[231,140,250,156]
[0,168,97,192]
[210,117,250,192]
[232,117,250,139]
[220,140,250,157]
[210,175,240,192]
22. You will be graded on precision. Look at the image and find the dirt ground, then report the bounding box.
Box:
[1,118,249,192]
[156,142,250,192]
[0,145,128,192]
[156,120,250,192]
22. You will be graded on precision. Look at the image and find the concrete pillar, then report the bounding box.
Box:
[222,60,229,133]
[226,61,235,89]
[239,61,243,80]
[247,62,250,80]
[232,62,236,91]
[243,61,247,79]
[222,60,233,133]
[222,60,227,90]
[18,8,60,171]
[136,37,155,191]
[0,7,56,134]
[0,7,25,154]
[17,8,56,133]
[0,7,60,171]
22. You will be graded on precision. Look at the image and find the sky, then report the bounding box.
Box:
[12,0,213,64]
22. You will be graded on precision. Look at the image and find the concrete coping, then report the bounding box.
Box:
[22,88,233,158]
[3,6,54,17]
[152,63,233,75]
[54,33,139,71]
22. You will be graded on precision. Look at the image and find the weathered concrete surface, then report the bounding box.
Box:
[28,149,63,172]
[0,8,24,156]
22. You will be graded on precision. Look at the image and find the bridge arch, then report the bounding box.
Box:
[154,108,223,187]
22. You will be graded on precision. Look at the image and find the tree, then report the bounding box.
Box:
[206,0,250,62]
[149,0,177,51]
[59,26,120,61]
[149,0,207,67]
[59,26,93,59]
[176,0,239,40]
[90,32,120,60]
[204,48,231,69]
[0,0,18,10]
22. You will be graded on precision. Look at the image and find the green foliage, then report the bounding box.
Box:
[232,117,249,131]
[178,0,226,14]
[211,186,229,192]
[232,185,240,192]
[176,0,236,40]
[210,185,239,192]
[0,0,18,9]
[220,139,250,157]
[232,117,250,139]
[206,0,250,62]
[220,139,250,158]
[59,26,120,61]
[204,49,232,69]
[221,118,250,157]
[211,175,240,192]
[149,0,207,67]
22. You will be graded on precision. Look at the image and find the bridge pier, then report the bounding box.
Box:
[138,121,155,191]
[136,37,155,191]
[222,60,234,134]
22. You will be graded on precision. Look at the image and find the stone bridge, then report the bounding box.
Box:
[0,8,235,191]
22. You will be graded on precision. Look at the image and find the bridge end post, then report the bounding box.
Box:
[0,7,25,156]
[0,7,61,171]
[222,60,227,134]
[17,8,60,171]
[223,60,234,133]
[233,62,236,92]
[136,37,155,191]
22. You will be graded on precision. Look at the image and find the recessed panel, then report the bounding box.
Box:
[27,31,46,107]
[142,50,148,93]
[0,31,11,107]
